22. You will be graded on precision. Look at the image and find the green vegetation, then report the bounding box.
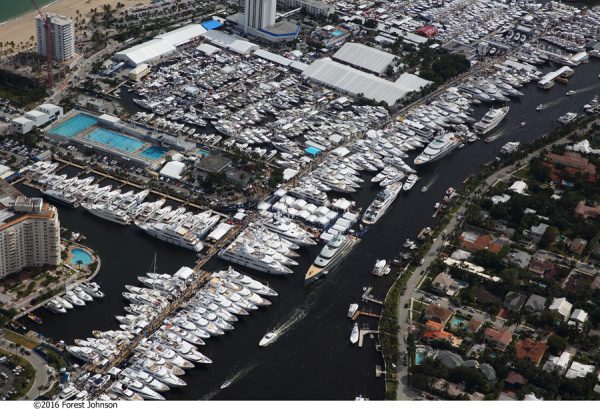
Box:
[0,350,35,399]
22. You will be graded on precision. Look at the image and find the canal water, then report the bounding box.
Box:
[18,59,600,400]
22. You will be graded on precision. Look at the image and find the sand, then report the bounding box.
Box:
[0,0,149,46]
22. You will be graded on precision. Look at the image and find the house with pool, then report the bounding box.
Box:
[44,110,192,169]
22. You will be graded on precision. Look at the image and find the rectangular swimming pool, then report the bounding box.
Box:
[332,29,346,37]
[84,128,145,152]
[49,113,98,138]
[140,146,169,160]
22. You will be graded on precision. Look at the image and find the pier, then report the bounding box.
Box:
[361,286,384,305]
[351,310,381,321]
[357,329,379,348]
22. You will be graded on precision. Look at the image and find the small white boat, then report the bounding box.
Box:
[350,323,359,344]
[347,303,359,318]
[566,90,576,96]
[259,332,278,347]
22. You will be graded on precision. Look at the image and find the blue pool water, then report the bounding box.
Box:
[332,29,345,37]
[415,351,425,365]
[70,248,92,265]
[451,316,467,328]
[49,114,98,138]
[197,149,210,157]
[141,146,169,160]
[85,128,144,152]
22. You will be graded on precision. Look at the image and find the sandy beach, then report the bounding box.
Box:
[0,0,149,46]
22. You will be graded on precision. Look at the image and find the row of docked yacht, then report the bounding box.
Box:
[218,220,314,275]
[63,266,276,400]
[44,282,104,314]
[23,164,223,251]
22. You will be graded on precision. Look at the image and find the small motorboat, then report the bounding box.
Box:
[350,323,359,344]
[566,90,576,96]
[27,313,43,325]
[536,104,543,111]
[259,332,278,347]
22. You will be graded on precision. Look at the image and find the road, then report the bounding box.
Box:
[394,130,580,399]
[0,338,52,400]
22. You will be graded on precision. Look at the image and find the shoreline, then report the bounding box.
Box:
[0,1,59,27]
[0,0,149,46]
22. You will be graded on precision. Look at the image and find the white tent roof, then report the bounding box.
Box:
[202,30,258,54]
[155,24,207,46]
[207,222,233,241]
[115,39,176,66]
[333,42,395,74]
[254,49,292,67]
[395,73,433,92]
[196,43,221,56]
[160,161,185,179]
[303,58,410,106]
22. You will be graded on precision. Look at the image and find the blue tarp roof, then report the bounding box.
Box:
[305,147,321,156]
[202,20,223,30]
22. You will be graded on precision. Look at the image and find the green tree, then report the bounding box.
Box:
[547,334,566,355]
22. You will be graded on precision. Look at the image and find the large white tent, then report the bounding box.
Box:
[333,42,395,75]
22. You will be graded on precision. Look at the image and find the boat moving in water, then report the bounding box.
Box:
[258,332,278,347]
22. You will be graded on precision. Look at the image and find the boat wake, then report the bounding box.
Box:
[263,308,308,347]
[218,363,259,391]
[421,173,439,192]
[571,82,600,95]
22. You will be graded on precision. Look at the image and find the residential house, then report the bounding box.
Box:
[523,294,547,314]
[458,231,503,254]
[565,362,595,379]
[543,351,572,375]
[431,272,461,296]
[529,223,549,244]
[505,371,527,388]
[483,327,513,351]
[568,309,588,326]
[424,304,453,326]
[422,329,462,347]
[466,318,483,334]
[570,238,587,256]
[575,201,600,219]
[515,338,547,366]
[545,151,597,181]
[528,257,558,276]
[504,291,527,312]
[549,297,573,321]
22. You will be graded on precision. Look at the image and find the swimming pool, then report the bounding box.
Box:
[49,113,98,138]
[415,350,425,365]
[451,316,467,328]
[140,146,169,160]
[332,29,346,37]
[197,149,210,158]
[84,128,145,152]
[70,248,92,265]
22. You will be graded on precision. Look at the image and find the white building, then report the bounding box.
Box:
[10,103,62,135]
[0,183,61,278]
[277,0,334,17]
[239,0,277,33]
[36,13,75,61]
[549,297,573,321]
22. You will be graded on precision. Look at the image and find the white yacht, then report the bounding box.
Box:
[135,221,204,252]
[305,235,360,285]
[372,259,390,276]
[262,216,316,246]
[473,106,510,134]
[500,141,520,154]
[403,174,419,191]
[41,189,79,207]
[414,133,462,165]
[558,112,577,124]
[82,203,131,225]
[259,332,278,347]
[350,323,359,344]
[218,242,293,275]
[362,183,402,225]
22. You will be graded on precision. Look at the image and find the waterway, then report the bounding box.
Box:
[17,59,600,400]
[0,0,55,24]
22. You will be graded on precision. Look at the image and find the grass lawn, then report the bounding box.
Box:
[2,330,39,350]
[512,166,530,179]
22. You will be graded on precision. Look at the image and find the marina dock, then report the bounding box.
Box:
[361,286,384,305]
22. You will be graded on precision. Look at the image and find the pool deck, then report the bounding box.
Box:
[45,110,173,169]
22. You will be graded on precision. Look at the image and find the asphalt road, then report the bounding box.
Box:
[0,338,52,400]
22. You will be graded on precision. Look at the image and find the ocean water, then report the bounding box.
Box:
[0,0,55,24]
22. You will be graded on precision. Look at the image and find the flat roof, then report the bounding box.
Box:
[333,42,395,74]
[196,155,232,173]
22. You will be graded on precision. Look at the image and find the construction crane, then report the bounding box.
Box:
[30,0,54,88]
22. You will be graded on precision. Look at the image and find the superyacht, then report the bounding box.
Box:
[262,216,317,246]
[473,106,510,134]
[414,133,462,165]
[41,188,79,207]
[135,221,204,252]
[362,182,402,225]
[305,234,360,285]
[82,203,132,225]
[218,241,294,275]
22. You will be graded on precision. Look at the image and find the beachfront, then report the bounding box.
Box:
[0,0,149,45]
